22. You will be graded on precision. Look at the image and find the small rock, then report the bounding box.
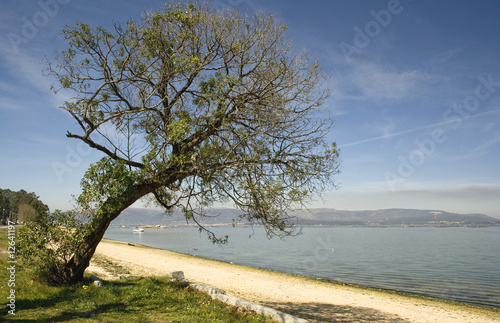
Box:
[89,275,102,287]
[169,271,185,281]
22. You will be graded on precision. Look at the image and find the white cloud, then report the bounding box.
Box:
[0,96,27,111]
[0,47,48,93]
[0,43,71,115]
[455,134,500,160]
[343,155,384,166]
[325,45,449,105]
[347,61,438,101]
[0,79,18,94]
[426,48,462,68]
[370,110,396,137]
[340,120,437,148]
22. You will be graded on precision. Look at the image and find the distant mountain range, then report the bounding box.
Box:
[111,207,499,227]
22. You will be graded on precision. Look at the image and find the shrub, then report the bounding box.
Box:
[17,210,88,285]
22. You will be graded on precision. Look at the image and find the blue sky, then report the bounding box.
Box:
[1,0,499,218]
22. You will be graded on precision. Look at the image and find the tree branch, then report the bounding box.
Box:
[66,132,145,169]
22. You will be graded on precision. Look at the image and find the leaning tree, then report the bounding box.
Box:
[45,2,340,283]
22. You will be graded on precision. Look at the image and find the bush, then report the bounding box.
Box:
[17,210,88,285]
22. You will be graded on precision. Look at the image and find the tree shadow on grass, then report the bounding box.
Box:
[9,303,129,322]
[261,301,410,323]
[3,280,139,322]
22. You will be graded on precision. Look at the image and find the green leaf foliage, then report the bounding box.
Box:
[78,158,142,211]
[0,188,49,223]
[17,210,88,285]
[41,1,341,283]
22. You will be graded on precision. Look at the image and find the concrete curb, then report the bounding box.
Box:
[169,271,307,323]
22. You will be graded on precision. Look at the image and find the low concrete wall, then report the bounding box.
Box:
[212,293,307,323]
[169,271,308,323]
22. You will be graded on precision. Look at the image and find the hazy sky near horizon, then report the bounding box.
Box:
[1,0,499,218]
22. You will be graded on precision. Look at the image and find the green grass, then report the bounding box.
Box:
[0,228,273,322]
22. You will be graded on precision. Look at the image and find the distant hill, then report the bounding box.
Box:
[111,207,499,227]
[111,208,244,227]
[288,208,498,226]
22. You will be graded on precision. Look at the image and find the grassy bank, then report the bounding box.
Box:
[0,228,273,322]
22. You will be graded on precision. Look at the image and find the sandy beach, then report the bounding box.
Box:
[90,238,500,322]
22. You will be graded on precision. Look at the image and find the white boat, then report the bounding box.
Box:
[133,227,144,233]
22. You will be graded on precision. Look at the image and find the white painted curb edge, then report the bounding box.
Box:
[168,271,308,323]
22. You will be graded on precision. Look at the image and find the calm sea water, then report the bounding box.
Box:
[104,226,500,308]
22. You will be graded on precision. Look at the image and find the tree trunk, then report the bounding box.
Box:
[67,215,114,283]
[65,183,160,283]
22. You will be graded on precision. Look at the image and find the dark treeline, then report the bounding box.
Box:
[0,188,49,224]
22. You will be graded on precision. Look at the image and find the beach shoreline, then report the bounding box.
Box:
[90,238,500,322]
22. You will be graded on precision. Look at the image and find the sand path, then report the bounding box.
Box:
[91,239,499,322]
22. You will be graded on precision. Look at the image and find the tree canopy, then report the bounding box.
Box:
[0,188,49,223]
[35,2,340,283]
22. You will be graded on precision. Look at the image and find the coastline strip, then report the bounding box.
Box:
[93,238,500,323]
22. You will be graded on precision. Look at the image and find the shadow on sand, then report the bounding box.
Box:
[261,301,410,323]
